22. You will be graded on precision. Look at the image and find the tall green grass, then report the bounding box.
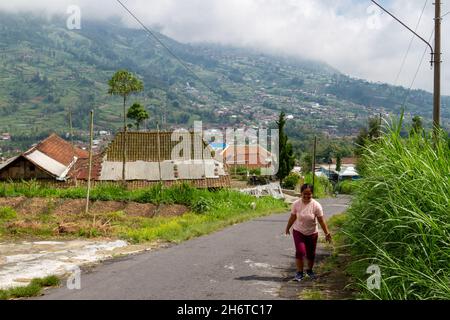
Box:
[343,121,450,300]
[335,180,359,195]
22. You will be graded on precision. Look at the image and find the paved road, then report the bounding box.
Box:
[38,196,351,300]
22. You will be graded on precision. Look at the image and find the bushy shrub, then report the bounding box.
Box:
[191,197,214,214]
[335,180,358,194]
[282,173,301,190]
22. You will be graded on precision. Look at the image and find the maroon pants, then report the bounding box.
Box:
[293,230,318,261]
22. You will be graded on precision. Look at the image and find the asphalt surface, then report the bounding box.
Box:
[38,195,352,300]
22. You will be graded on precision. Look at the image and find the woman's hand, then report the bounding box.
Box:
[285,228,291,235]
[325,233,332,243]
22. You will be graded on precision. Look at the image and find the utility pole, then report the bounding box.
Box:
[433,0,442,138]
[371,0,441,139]
[157,120,162,183]
[68,106,77,186]
[85,110,94,215]
[122,100,127,184]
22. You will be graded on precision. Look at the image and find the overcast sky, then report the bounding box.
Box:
[1,0,449,95]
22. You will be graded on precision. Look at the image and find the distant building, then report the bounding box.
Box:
[0,134,88,181]
[70,131,231,189]
[338,166,360,181]
[220,145,273,171]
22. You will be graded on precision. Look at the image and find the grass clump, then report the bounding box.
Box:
[0,276,60,300]
[343,121,450,300]
[0,207,17,221]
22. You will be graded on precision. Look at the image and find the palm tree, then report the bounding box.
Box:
[108,70,143,182]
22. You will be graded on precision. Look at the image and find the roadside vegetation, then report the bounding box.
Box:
[342,120,450,299]
[303,173,333,198]
[0,183,287,243]
[0,276,60,300]
[296,213,356,300]
[335,180,359,195]
[281,172,332,199]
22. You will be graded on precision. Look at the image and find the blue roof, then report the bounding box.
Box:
[209,143,228,150]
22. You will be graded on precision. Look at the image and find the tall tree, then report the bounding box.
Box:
[127,102,149,130]
[355,127,369,156]
[368,117,381,140]
[277,112,295,184]
[336,153,342,173]
[108,70,143,182]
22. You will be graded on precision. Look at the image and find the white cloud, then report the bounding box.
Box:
[0,0,448,94]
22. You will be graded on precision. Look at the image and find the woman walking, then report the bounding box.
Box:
[285,184,332,281]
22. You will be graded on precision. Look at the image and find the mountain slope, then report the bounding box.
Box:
[0,12,448,154]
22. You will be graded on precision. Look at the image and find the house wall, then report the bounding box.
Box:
[0,158,54,180]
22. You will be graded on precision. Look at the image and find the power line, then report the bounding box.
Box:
[371,0,434,66]
[114,0,219,96]
[401,29,435,108]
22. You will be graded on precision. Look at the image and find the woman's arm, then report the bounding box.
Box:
[285,214,297,235]
[317,216,332,243]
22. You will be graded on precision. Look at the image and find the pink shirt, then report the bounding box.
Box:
[291,199,324,236]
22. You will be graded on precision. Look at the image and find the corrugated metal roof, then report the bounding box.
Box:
[0,156,19,171]
[339,166,359,177]
[25,150,67,178]
[100,161,161,181]
[99,159,225,181]
[0,134,87,181]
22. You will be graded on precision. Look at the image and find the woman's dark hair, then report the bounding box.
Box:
[301,184,314,193]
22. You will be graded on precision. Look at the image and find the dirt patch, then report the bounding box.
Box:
[53,199,86,216]
[230,178,250,190]
[89,201,126,215]
[0,197,189,218]
[155,204,189,217]
[0,197,27,209]
[5,220,45,233]
[15,198,54,216]
[124,202,157,217]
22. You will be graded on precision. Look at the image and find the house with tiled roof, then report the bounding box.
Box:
[220,144,274,171]
[0,133,88,181]
[69,131,231,188]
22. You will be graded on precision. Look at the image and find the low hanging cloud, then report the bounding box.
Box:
[0,0,448,94]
